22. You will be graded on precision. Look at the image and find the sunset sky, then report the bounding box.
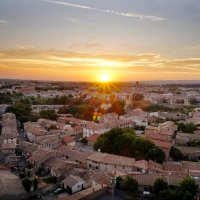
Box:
[0,0,200,81]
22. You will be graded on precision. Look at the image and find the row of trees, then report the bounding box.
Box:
[0,92,13,104]
[116,176,198,200]
[116,176,138,192]
[6,98,58,123]
[177,122,197,134]
[5,94,125,122]
[94,128,166,164]
[59,97,125,121]
[189,139,200,147]
[22,176,57,192]
[154,177,198,200]
[29,95,74,105]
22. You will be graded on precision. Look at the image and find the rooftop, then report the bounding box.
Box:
[0,169,25,196]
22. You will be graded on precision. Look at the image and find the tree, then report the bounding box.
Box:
[94,128,135,156]
[190,98,198,105]
[0,93,13,104]
[22,178,32,192]
[144,104,172,112]
[43,176,57,184]
[33,178,38,190]
[19,172,27,179]
[15,146,22,156]
[147,146,166,164]
[158,189,193,200]
[132,93,144,101]
[178,123,197,134]
[180,177,198,198]
[107,100,125,115]
[94,128,165,164]
[170,147,183,161]
[121,176,138,193]
[39,109,58,120]
[182,191,193,200]
[47,124,58,131]
[189,139,200,147]
[58,105,69,114]
[116,176,123,189]
[154,177,168,195]
[80,137,88,145]
[158,189,178,200]
[5,98,40,123]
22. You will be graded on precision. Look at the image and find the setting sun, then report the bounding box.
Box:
[100,74,110,82]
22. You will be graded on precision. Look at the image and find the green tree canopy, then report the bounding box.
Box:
[80,137,88,145]
[158,189,193,200]
[121,176,138,193]
[154,177,168,195]
[116,176,123,189]
[180,177,198,198]
[170,147,183,161]
[33,178,38,190]
[22,178,32,192]
[43,176,57,184]
[94,128,165,164]
[158,189,178,200]
[178,123,197,134]
[39,109,58,120]
[6,98,37,123]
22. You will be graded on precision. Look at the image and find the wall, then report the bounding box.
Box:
[71,182,85,193]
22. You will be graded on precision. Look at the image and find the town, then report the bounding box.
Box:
[0,79,200,200]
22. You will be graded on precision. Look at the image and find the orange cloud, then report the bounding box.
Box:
[0,49,200,81]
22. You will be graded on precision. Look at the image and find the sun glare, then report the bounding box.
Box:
[100,74,110,82]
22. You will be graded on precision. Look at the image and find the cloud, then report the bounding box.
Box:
[0,48,199,70]
[42,0,92,10]
[1,49,200,81]
[0,19,7,24]
[62,17,95,26]
[103,9,164,21]
[41,0,165,21]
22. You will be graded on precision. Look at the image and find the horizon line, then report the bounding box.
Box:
[1,78,200,83]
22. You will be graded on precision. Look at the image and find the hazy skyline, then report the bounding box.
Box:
[0,0,200,81]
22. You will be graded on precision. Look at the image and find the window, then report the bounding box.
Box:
[89,164,91,168]
[96,166,98,169]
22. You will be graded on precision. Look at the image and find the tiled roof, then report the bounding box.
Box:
[19,141,39,154]
[29,148,55,162]
[62,175,84,187]
[0,169,25,195]
[146,132,171,141]
[57,146,93,163]
[91,171,111,186]
[87,134,100,143]
[176,146,200,154]
[87,152,148,169]
[63,135,74,143]
[150,139,172,149]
